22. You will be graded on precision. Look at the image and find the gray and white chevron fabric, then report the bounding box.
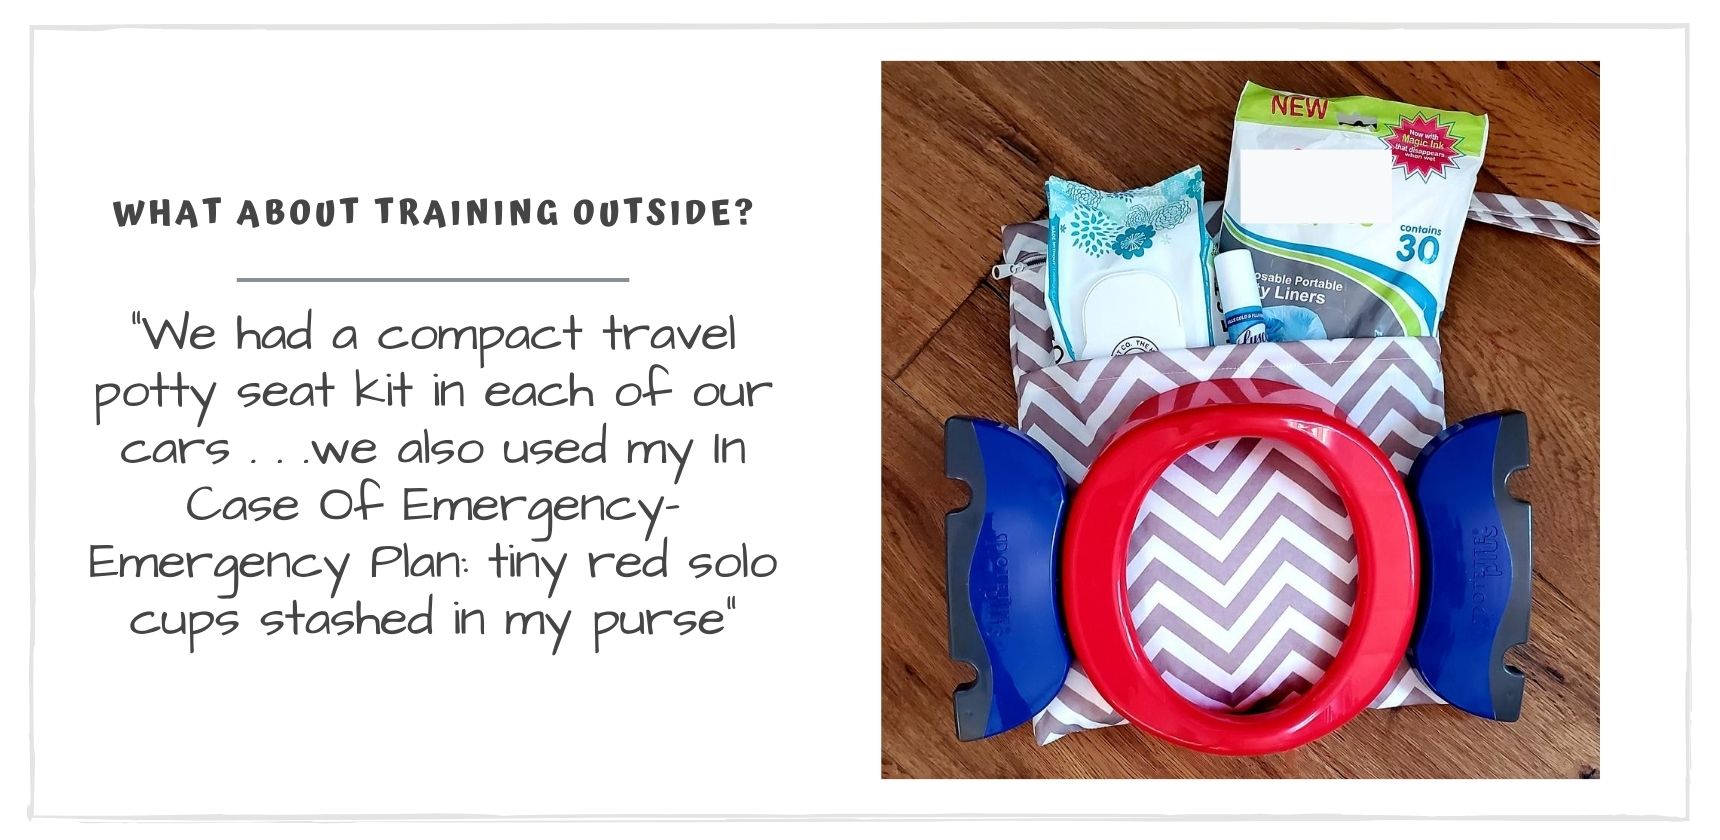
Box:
[1467,192,1600,244]
[1000,221,1447,745]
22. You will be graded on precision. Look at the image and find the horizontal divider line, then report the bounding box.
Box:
[236,277,630,283]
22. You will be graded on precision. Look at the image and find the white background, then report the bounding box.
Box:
[0,1,1713,836]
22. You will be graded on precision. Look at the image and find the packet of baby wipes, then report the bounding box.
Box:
[1220,81,1488,340]
[1046,167,1215,360]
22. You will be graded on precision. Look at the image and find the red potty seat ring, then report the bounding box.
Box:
[1062,398,1419,755]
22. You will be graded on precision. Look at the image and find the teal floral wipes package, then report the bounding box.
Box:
[1045,167,1215,361]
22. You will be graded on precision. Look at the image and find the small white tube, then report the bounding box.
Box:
[1215,250,1268,344]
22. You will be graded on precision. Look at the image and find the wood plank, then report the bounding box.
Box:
[893,285,1017,424]
[882,63,1050,375]
[1439,223,1600,618]
[944,62,1370,191]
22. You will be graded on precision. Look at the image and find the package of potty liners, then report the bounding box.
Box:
[1046,167,1215,361]
[1221,81,1488,339]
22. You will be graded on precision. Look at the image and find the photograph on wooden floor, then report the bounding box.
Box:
[881,62,1599,779]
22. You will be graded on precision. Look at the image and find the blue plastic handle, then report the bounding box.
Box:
[945,417,1071,740]
[1407,410,1532,721]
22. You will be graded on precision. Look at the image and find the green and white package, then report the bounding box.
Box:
[1046,167,1214,360]
[1220,81,1488,339]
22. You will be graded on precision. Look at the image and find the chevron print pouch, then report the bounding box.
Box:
[1001,221,1448,745]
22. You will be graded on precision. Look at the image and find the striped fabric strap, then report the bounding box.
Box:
[1200,193,1599,245]
[1468,192,1600,245]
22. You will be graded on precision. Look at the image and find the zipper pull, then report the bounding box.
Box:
[991,253,1045,280]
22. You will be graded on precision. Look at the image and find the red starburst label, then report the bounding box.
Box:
[1383,113,1463,181]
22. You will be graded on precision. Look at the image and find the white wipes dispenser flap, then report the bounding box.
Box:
[1080,270,1186,357]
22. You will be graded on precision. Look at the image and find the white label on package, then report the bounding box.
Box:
[1239,148,1391,224]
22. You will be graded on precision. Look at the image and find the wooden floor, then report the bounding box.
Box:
[880,62,1599,779]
